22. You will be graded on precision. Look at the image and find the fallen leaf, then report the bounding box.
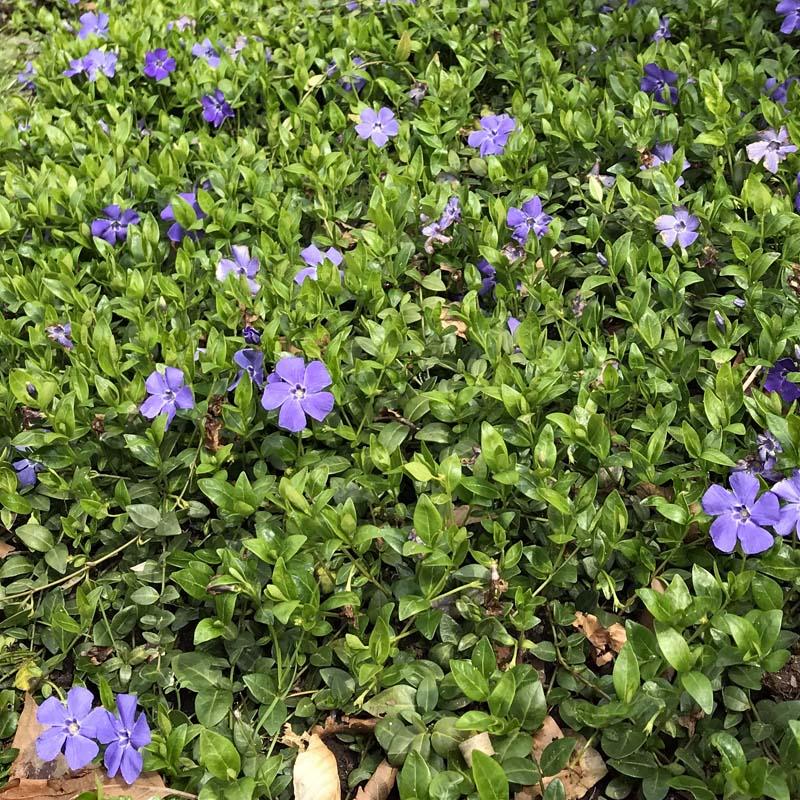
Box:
[282,726,341,800]
[572,611,626,666]
[354,760,397,800]
[530,715,563,758]
[440,305,468,340]
[459,731,494,768]
[0,541,15,559]
[311,715,378,737]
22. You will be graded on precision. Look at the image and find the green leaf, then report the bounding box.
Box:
[398,750,431,800]
[681,671,714,715]
[613,643,640,704]
[509,678,546,730]
[413,494,442,540]
[199,730,240,781]
[126,503,162,529]
[196,688,234,727]
[472,750,509,800]
[539,737,576,776]
[363,685,417,717]
[14,523,54,552]
[450,660,490,701]
[655,625,693,673]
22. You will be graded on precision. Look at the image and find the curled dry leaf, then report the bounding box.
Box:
[440,305,468,340]
[572,611,626,666]
[459,731,494,768]
[354,759,397,800]
[0,541,15,559]
[281,725,341,800]
[311,714,378,737]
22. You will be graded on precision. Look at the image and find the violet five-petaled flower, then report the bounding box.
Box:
[764,357,800,402]
[776,0,800,34]
[765,76,797,104]
[90,205,140,245]
[355,107,398,147]
[217,245,260,294]
[261,357,335,432]
[201,90,234,128]
[78,11,109,40]
[640,63,679,104]
[143,49,176,81]
[229,348,265,390]
[421,196,461,253]
[746,126,797,174]
[64,49,117,81]
[296,243,343,285]
[140,367,194,429]
[36,687,106,771]
[13,453,43,487]
[654,206,699,248]
[46,322,73,349]
[507,196,553,244]
[192,38,220,67]
[651,16,670,41]
[507,316,521,337]
[701,472,781,554]
[243,325,261,345]
[160,192,206,242]
[467,113,516,157]
[641,143,690,187]
[94,694,151,785]
[772,471,800,536]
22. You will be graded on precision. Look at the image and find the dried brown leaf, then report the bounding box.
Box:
[354,760,397,800]
[440,306,468,340]
[572,611,626,666]
[311,715,378,736]
[292,733,341,800]
[459,732,494,767]
[0,541,15,559]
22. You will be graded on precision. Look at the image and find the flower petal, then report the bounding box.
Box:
[120,747,144,785]
[261,380,292,410]
[729,470,759,507]
[64,733,98,770]
[174,386,195,410]
[115,694,138,730]
[772,472,800,503]
[701,484,735,516]
[737,521,775,555]
[164,367,185,392]
[709,515,737,553]
[36,729,67,762]
[275,357,306,386]
[140,394,167,420]
[37,697,68,727]
[303,361,332,393]
[130,712,152,749]
[750,491,781,525]
[92,709,119,744]
[278,398,307,432]
[104,739,123,777]
[301,391,334,422]
[145,371,168,395]
[66,686,95,720]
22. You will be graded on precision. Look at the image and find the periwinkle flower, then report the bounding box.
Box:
[296,243,343,284]
[229,348,265,390]
[140,367,194,429]
[46,323,73,349]
[640,143,690,187]
[508,316,521,337]
[78,11,109,40]
[13,456,43,487]
[776,0,800,34]
[421,196,461,253]
[651,16,671,41]
[409,81,428,105]
[640,63,678,104]
[17,61,35,90]
[143,49,176,81]
[467,113,516,156]
[261,357,335,432]
[90,205,140,244]
[654,206,699,248]
[160,192,206,242]
[355,107,398,147]
[507,196,552,244]
[64,49,117,81]
[701,472,780,554]
[243,325,261,345]
[757,431,783,476]
[201,90,234,128]
[192,38,220,67]
[772,471,800,536]
[216,245,260,294]
[227,35,249,58]
[746,127,797,173]
[94,694,151,785]
[765,76,797,104]
[764,357,800,402]
[167,16,195,32]
[36,687,105,770]
[477,260,496,296]
[328,55,367,91]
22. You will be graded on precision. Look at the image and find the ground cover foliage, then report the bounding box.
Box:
[1,0,800,798]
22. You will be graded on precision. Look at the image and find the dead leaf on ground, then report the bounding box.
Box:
[1,694,170,799]
[572,611,626,666]
[524,716,607,800]
[459,731,494,767]
[311,715,378,737]
[281,725,341,800]
[440,306,468,340]
[0,541,15,559]
[354,760,397,800]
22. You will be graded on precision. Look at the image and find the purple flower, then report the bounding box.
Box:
[216,245,260,294]
[355,107,398,147]
[421,196,461,253]
[201,90,234,128]
[46,323,73,349]
[409,81,428,105]
[765,77,797,104]
[90,205,140,245]
[192,38,220,67]
[143,49,176,81]
[229,348,265,390]
[243,325,261,345]
[64,49,118,81]
[746,127,797,174]
[78,12,109,40]
[641,143,690,187]
[764,357,800,402]
[772,471,800,536]
[467,114,516,157]
[17,61,35,91]
[167,16,195,32]
[227,35,249,58]
[776,0,800,34]
[261,357,335,432]
[507,196,553,244]
[328,56,367,91]
[35,687,106,770]
[477,259,496,296]
[640,63,678,104]
[140,367,194,429]
[13,456,43,487]
[94,694,151,785]
[701,472,781,554]
[160,192,206,242]
[651,16,671,41]
[296,244,343,284]
[508,316,521,337]
[654,206,699,248]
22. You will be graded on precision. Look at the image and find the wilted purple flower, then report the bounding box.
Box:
[764,357,800,402]
[654,206,699,248]
[757,431,783,474]
[167,16,195,31]
[229,348,265,390]
[78,12,109,39]
[12,456,43,487]
[409,81,428,105]
[477,260,496,296]
[192,38,220,67]
[227,35,249,58]
[641,143,690,187]
[328,56,367,91]
[733,297,747,308]
[597,251,608,267]
[421,196,461,253]
[143,49,176,81]
[17,61,35,90]
[746,127,797,173]
[140,367,194,429]
[765,76,797,104]
[160,192,206,242]
[467,114,516,156]
[640,63,678,104]
[90,205,140,245]
[588,161,616,188]
[98,119,110,135]
[508,316,521,337]
[776,0,800,34]
[36,687,105,770]
[651,16,671,41]
[296,244,343,284]
[201,90,234,128]
[216,245,260,294]
[355,107,398,147]
[46,323,73,349]
[713,310,726,332]
[94,694,151,785]
[64,49,118,81]
[502,242,526,264]
[507,196,552,244]
[701,472,781,554]
[572,294,587,318]
[243,326,261,345]
[261,357,335,432]
[772,471,800,536]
